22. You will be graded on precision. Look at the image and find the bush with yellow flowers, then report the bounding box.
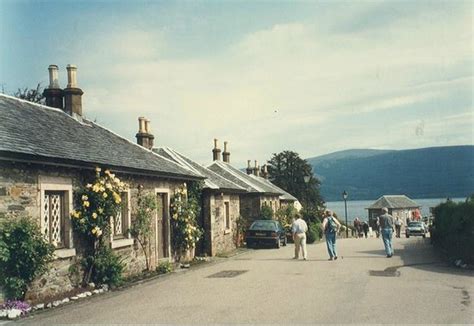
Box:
[71,167,127,286]
[170,183,203,259]
[71,167,127,241]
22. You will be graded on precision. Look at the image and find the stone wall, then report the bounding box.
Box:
[0,161,184,302]
[209,193,240,256]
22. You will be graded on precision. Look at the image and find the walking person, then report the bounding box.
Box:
[322,210,341,260]
[362,221,369,238]
[394,216,402,238]
[379,207,394,257]
[292,213,308,260]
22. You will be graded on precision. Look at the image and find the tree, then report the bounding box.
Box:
[267,150,324,209]
[13,83,45,104]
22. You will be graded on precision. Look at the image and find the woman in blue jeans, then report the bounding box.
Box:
[322,210,342,260]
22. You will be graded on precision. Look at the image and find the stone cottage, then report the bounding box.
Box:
[207,145,283,227]
[154,142,246,257]
[366,195,421,229]
[0,65,203,301]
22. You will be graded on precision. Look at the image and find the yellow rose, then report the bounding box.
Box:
[95,167,101,172]
[83,201,90,208]
[92,212,98,219]
[86,184,92,188]
[103,192,108,198]
[82,195,88,201]
[98,207,104,214]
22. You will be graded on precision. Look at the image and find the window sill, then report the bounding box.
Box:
[54,248,76,259]
[111,238,134,249]
[224,229,231,235]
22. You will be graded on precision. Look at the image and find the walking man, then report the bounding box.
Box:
[322,210,341,260]
[394,216,402,238]
[379,207,394,257]
[292,213,308,260]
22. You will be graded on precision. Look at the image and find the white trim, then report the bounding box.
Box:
[38,175,75,257]
[111,238,134,249]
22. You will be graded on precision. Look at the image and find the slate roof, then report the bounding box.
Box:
[253,176,298,202]
[207,161,281,195]
[367,195,420,209]
[154,147,245,192]
[0,94,202,180]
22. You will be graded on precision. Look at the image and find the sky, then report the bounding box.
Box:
[0,0,472,168]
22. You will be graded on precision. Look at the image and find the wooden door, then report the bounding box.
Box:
[156,193,168,259]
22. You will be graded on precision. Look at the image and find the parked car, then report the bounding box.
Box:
[246,220,287,248]
[405,221,427,238]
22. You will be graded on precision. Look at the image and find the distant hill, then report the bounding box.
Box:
[307,146,474,201]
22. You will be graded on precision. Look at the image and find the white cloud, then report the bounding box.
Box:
[72,4,472,166]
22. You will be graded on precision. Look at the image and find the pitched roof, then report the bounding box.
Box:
[367,195,420,209]
[207,161,281,195]
[253,176,298,201]
[0,94,202,180]
[154,147,245,192]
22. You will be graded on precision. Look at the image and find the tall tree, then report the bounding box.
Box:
[267,150,324,209]
[13,83,45,104]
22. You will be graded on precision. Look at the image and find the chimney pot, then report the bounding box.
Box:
[145,119,151,133]
[48,65,60,89]
[212,138,221,161]
[246,160,253,175]
[43,64,63,109]
[222,141,230,163]
[63,64,83,116]
[138,117,146,133]
[66,64,78,88]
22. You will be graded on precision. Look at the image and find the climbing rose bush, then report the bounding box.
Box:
[170,184,203,254]
[71,167,128,241]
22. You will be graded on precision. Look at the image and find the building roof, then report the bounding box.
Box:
[367,195,420,209]
[154,147,245,192]
[207,161,282,195]
[253,176,298,202]
[0,94,202,180]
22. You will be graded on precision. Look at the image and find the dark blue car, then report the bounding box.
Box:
[245,220,287,248]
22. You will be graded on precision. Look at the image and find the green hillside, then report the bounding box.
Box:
[307,146,474,201]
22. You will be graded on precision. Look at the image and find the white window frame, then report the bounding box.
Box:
[39,176,75,259]
[111,189,133,249]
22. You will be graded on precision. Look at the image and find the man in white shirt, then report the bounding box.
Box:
[292,213,308,260]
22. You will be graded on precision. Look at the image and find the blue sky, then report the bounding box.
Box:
[1,0,472,168]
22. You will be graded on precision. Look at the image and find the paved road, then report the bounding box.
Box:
[16,236,473,324]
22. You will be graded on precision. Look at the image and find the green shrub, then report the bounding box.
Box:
[432,196,474,263]
[0,217,54,299]
[306,222,322,244]
[156,261,173,275]
[82,246,124,286]
[260,204,274,220]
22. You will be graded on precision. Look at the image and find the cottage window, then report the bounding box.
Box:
[110,190,133,249]
[224,201,230,230]
[112,192,129,238]
[39,176,75,258]
[43,191,66,248]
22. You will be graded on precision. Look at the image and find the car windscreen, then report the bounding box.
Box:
[250,221,277,231]
[408,222,423,227]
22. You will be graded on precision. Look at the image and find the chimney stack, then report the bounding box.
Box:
[261,164,269,179]
[246,160,253,175]
[212,139,221,161]
[253,160,260,177]
[136,117,154,150]
[43,65,63,109]
[63,64,84,116]
[222,141,230,163]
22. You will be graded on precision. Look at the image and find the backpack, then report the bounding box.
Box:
[326,217,337,233]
